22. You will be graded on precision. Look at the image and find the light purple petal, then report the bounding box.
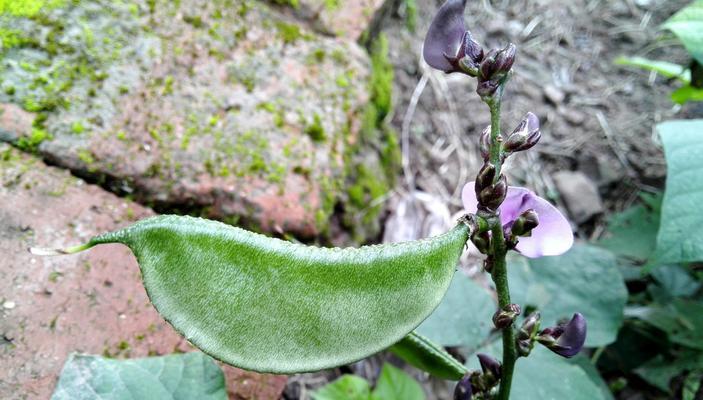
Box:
[423,0,467,72]
[461,182,573,258]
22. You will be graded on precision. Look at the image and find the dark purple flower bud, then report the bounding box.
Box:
[462,32,484,64]
[454,373,473,400]
[476,79,500,97]
[471,230,490,254]
[494,43,516,76]
[479,125,491,160]
[510,209,539,237]
[516,339,532,357]
[477,174,507,210]
[482,257,493,272]
[477,353,502,380]
[504,112,541,153]
[516,312,540,357]
[518,312,541,341]
[479,49,498,80]
[475,163,496,192]
[457,31,484,75]
[423,0,468,73]
[537,313,587,358]
[492,303,521,329]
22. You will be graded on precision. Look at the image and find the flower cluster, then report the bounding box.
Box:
[423,0,516,97]
[422,1,589,398]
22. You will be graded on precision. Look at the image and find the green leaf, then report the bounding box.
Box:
[415,273,494,348]
[625,299,703,350]
[597,193,662,262]
[634,355,682,392]
[467,343,612,400]
[389,332,468,380]
[312,375,371,400]
[671,85,703,104]
[70,215,469,373]
[634,351,703,392]
[649,264,701,302]
[663,0,703,65]
[570,356,616,400]
[615,56,691,83]
[683,370,703,400]
[508,245,628,346]
[655,120,703,264]
[311,364,426,400]
[51,352,226,400]
[371,364,425,400]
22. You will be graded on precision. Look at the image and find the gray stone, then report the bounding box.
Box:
[559,106,587,126]
[282,0,387,41]
[543,84,566,105]
[553,170,604,223]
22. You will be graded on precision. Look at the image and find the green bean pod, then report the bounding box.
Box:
[45,215,469,374]
[391,331,469,380]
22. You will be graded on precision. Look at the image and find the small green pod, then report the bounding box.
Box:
[57,215,469,374]
[391,331,469,380]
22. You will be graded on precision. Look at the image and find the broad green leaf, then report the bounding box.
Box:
[649,264,701,302]
[570,356,616,400]
[663,0,703,65]
[615,56,691,83]
[371,364,425,400]
[51,352,226,400]
[635,351,703,392]
[508,245,628,346]
[597,193,662,262]
[57,215,468,373]
[312,375,371,400]
[312,364,425,400]
[596,322,666,374]
[625,299,703,350]
[467,343,611,400]
[634,355,682,392]
[655,120,703,264]
[389,332,468,380]
[415,273,494,349]
[672,85,703,104]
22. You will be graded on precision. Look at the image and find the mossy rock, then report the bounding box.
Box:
[266,0,387,40]
[0,0,399,242]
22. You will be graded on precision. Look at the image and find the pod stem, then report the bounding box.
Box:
[29,242,95,256]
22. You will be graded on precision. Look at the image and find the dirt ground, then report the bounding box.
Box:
[385,0,698,240]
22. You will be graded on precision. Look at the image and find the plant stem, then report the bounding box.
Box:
[484,90,517,400]
[488,97,503,180]
[492,237,516,400]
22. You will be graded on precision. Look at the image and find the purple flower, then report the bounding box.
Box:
[462,182,573,258]
[504,112,541,153]
[423,0,483,74]
[423,0,466,72]
[537,313,587,358]
[477,353,501,379]
[453,373,473,400]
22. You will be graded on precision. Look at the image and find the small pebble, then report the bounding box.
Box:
[3,301,16,310]
[559,107,587,125]
[544,85,566,105]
